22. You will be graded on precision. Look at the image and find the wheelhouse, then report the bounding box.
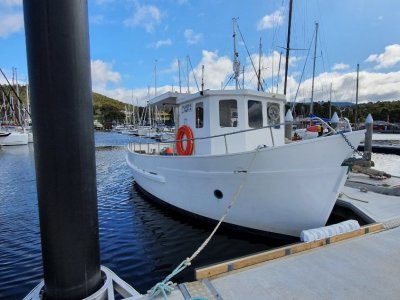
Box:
[149,89,286,155]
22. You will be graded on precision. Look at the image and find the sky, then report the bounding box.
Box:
[1,0,400,107]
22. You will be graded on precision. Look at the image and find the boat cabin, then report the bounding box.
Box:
[149,89,286,155]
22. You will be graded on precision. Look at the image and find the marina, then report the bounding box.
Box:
[2,1,400,299]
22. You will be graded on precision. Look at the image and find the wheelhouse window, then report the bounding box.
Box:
[195,102,203,128]
[248,100,263,128]
[219,99,238,127]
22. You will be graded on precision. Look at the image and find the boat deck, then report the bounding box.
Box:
[146,172,400,300]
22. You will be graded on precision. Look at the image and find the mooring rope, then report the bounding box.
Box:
[148,145,264,299]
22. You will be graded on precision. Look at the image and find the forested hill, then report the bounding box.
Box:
[0,85,131,126]
[92,92,133,126]
[92,92,131,111]
[0,85,129,110]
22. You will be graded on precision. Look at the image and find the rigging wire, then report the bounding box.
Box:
[236,23,264,92]
[289,31,313,112]
[188,56,200,92]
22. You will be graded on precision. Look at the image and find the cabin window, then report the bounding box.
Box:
[219,100,238,127]
[195,102,204,128]
[248,100,263,128]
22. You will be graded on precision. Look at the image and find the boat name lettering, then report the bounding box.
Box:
[181,103,192,113]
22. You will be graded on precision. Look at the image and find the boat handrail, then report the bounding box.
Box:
[127,118,341,155]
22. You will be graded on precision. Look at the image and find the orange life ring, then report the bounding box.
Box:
[307,125,321,132]
[176,125,194,155]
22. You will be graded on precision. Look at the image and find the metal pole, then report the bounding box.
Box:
[283,0,293,96]
[23,1,101,299]
[364,114,373,161]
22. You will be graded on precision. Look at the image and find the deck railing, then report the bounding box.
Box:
[127,116,345,156]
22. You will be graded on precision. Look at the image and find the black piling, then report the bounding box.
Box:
[23,1,102,299]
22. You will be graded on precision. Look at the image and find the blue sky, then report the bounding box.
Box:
[1,0,400,106]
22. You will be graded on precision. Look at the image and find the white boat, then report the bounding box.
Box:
[0,130,29,146]
[126,89,365,237]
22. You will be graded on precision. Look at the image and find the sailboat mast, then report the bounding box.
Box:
[310,22,319,115]
[355,63,359,129]
[283,0,293,96]
[154,59,157,97]
[178,59,182,93]
[232,18,240,89]
[276,51,282,94]
[257,38,262,91]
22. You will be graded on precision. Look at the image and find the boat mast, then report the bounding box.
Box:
[257,38,262,91]
[329,82,332,118]
[186,55,190,93]
[232,18,240,89]
[310,22,319,115]
[276,51,282,94]
[178,59,182,93]
[154,59,157,97]
[355,63,359,129]
[283,0,293,95]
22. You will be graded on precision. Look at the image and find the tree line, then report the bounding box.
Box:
[289,100,400,124]
[2,84,399,126]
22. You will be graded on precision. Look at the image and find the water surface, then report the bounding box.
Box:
[0,132,287,299]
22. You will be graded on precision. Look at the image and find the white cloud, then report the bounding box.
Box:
[192,50,233,89]
[124,3,162,33]
[91,60,121,90]
[286,69,400,103]
[149,38,172,48]
[184,29,203,45]
[332,63,349,71]
[0,12,23,38]
[90,49,400,106]
[365,44,400,69]
[257,8,284,31]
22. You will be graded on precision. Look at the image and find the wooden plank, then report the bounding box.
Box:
[195,223,384,280]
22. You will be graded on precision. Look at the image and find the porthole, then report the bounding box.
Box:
[214,189,223,199]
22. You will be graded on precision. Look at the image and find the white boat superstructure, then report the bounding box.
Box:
[126,89,365,237]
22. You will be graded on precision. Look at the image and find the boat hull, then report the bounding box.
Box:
[126,131,365,237]
[0,132,29,146]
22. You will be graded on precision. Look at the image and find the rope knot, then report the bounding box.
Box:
[184,257,191,266]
